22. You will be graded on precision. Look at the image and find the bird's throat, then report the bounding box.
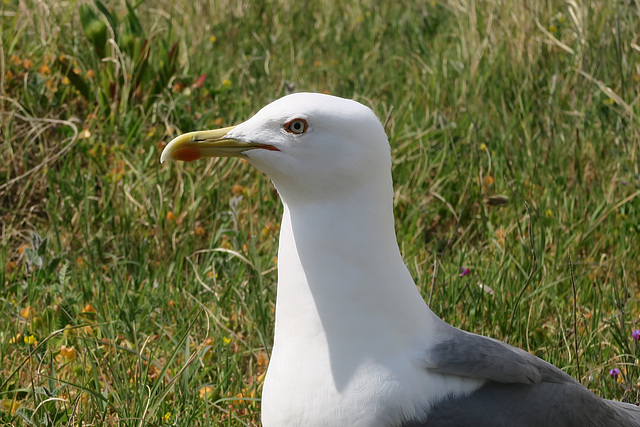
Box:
[272,193,435,362]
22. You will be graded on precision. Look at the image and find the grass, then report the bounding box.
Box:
[1,0,639,425]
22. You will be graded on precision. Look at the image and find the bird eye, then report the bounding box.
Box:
[284,118,308,135]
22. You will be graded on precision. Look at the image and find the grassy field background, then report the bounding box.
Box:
[1,0,640,425]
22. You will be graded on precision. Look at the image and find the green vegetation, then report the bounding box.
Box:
[1,0,639,425]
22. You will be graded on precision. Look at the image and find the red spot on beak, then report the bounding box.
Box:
[173,148,201,162]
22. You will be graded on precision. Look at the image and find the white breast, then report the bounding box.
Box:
[261,334,484,427]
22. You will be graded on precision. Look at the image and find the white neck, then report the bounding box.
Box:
[272,176,437,388]
[260,166,483,427]
[260,178,450,426]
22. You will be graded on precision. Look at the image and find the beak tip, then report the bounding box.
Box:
[160,144,174,164]
[159,125,240,164]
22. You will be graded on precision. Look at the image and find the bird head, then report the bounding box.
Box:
[161,93,391,203]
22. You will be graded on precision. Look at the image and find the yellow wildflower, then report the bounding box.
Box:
[199,386,215,398]
[231,184,246,196]
[59,346,77,361]
[24,335,37,345]
[1,399,20,415]
[20,306,33,318]
[257,351,269,367]
[81,304,97,314]
[233,393,244,406]
[261,224,275,238]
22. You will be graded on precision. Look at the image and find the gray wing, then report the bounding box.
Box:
[408,323,640,427]
[402,380,640,427]
[423,324,575,385]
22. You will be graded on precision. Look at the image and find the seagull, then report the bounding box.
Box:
[161,93,640,426]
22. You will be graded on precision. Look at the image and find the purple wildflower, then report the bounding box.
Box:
[459,267,470,277]
[633,330,640,341]
[609,368,620,379]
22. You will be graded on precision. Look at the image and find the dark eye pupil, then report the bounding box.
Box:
[286,119,307,134]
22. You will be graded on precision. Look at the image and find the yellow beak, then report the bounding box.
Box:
[160,125,279,163]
